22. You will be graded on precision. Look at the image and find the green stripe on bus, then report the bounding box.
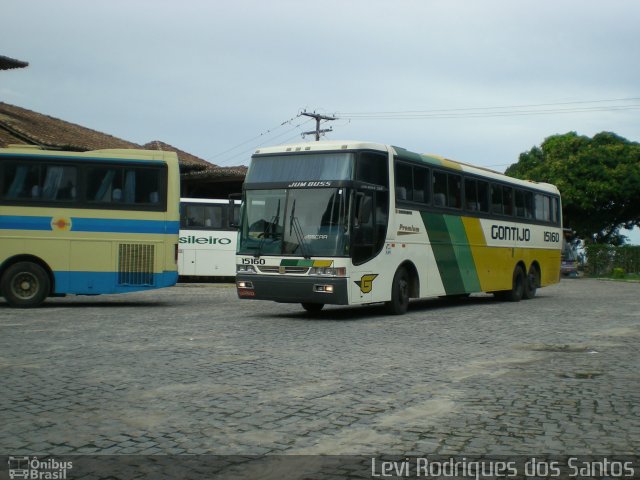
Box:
[421,212,466,295]
[421,212,481,294]
[280,259,313,267]
[443,215,482,292]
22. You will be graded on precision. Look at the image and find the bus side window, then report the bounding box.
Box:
[551,197,560,224]
[448,174,461,209]
[465,178,478,211]
[413,167,429,204]
[515,190,534,219]
[203,205,223,229]
[357,152,389,187]
[477,180,489,212]
[535,194,550,222]
[491,183,503,215]
[89,167,117,202]
[395,163,412,201]
[3,163,40,199]
[51,166,78,201]
[2,162,77,202]
[502,186,513,216]
[185,205,205,227]
[433,171,447,206]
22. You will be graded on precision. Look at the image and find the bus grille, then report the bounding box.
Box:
[118,244,155,286]
[258,266,310,274]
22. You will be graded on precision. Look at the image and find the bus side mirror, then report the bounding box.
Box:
[228,193,241,229]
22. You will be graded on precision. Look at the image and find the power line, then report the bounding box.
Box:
[206,114,302,163]
[336,104,640,120]
[337,105,640,119]
[335,97,640,117]
[215,118,314,166]
[208,97,640,165]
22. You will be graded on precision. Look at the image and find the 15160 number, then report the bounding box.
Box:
[544,231,560,243]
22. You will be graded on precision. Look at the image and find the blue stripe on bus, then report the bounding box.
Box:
[0,215,52,230]
[71,218,179,234]
[53,270,178,294]
[0,215,179,234]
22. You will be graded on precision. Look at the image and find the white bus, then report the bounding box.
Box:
[179,198,240,278]
[235,140,563,314]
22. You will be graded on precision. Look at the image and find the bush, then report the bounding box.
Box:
[612,267,626,279]
[585,244,640,276]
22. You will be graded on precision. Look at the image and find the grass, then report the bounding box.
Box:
[590,272,640,282]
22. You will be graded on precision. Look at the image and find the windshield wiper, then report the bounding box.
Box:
[289,199,310,259]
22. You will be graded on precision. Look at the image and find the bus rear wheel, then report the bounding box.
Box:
[301,302,324,313]
[1,261,50,308]
[523,265,539,300]
[385,267,410,315]
[496,265,525,302]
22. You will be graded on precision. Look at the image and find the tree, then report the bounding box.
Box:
[505,132,640,244]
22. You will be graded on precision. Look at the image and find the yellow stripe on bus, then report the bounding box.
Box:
[461,216,561,291]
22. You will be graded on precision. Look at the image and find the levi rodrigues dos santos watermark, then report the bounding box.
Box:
[371,456,636,479]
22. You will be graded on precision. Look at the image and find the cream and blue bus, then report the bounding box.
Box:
[235,141,562,314]
[0,145,180,307]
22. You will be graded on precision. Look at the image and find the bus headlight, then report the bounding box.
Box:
[310,267,346,277]
[237,264,257,274]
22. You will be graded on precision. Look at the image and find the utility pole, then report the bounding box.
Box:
[300,111,337,141]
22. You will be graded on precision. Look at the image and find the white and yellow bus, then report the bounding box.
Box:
[235,141,562,314]
[0,145,180,307]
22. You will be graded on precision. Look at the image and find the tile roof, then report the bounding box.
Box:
[183,164,248,180]
[0,102,139,151]
[0,55,28,70]
[0,102,246,182]
[143,140,213,171]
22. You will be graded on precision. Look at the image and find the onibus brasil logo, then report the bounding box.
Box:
[8,456,73,479]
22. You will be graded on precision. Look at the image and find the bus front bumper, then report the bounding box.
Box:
[236,275,349,305]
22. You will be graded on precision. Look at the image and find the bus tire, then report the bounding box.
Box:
[301,302,324,312]
[1,261,51,308]
[385,267,410,315]
[523,265,539,300]
[503,265,525,302]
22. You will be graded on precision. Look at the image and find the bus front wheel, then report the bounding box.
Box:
[1,262,50,308]
[385,267,410,315]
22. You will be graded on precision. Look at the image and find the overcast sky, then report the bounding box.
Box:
[2,0,639,173]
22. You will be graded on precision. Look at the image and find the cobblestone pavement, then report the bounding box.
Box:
[1,278,639,457]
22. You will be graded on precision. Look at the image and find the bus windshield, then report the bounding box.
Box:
[245,152,354,183]
[238,188,350,257]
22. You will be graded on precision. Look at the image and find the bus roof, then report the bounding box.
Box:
[252,140,559,195]
[254,140,389,156]
[180,197,240,204]
[0,145,178,163]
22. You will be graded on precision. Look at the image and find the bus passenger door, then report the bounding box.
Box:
[350,190,386,304]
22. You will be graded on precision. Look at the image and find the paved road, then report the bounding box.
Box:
[1,278,639,458]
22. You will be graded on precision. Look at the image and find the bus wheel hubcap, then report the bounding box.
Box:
[13,274,37,299]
